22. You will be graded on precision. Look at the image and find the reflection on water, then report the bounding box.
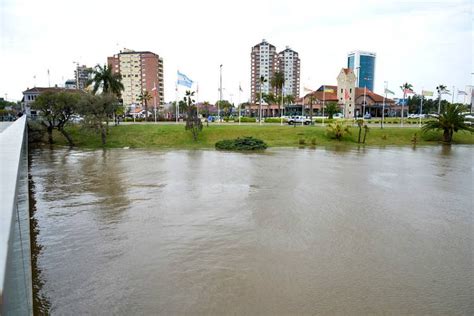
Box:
[30,146,474,315]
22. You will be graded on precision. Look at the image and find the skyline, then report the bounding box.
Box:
[1,0,472,104]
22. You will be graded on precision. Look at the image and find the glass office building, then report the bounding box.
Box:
[347,51,376,91]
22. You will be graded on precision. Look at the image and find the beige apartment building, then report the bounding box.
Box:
[108,49,164,107]
[250,40,300,103]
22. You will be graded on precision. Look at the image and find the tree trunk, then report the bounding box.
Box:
[47,126,53,144]
[101,124,107,146]
[144,101,148,122]
[358,127,362,143]
[443,128,452,143]
[363,127,368,143]
[59,127,75,147]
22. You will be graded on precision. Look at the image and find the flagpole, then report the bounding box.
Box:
[322,85,325,126]
[196,82,199,119]
[219,64,222,124]
[238,83,241,125]
[280,85,284,126]
[363,86,367,119]
[175,80,179,124]
[382,81,387,129]
[419,91,424,127]
[153,81,157,123]
[402,88,406,127]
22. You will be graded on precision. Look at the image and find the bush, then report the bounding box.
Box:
[239,117,257,123]
[215,136,267,151]
[27,121,46,143]
[264,117,287,123]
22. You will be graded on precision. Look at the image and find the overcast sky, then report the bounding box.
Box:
[1,0,472,103]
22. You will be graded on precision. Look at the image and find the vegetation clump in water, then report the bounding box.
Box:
[215,136,267,151]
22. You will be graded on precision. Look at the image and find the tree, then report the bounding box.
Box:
[32,91,80,145]
[422,103,473,143]
[137,90,152,120]
[183,90,202,141]
[324,101,339,119]
[271,71,285,120]
[87,64,124,97]
[78,93,119,146]
[283,94,295,116]
[201,101,211,117]
[307,94,317,124]
[215,100,233,116]
[400,82,413,121]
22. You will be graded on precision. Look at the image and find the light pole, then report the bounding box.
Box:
[219,64,223,123]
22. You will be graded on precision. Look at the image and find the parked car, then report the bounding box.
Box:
[363,113,372,119]
[288,116,311,125]
[333,113,344,119]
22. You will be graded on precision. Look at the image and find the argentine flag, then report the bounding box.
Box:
[177,71,193,88]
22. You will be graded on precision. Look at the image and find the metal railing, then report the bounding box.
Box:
[0,116,33,315]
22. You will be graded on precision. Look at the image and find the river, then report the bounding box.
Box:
[29,146,473,315]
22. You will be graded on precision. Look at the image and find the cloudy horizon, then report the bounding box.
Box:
[1,0,472,103]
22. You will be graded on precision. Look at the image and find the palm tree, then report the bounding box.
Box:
[436,84,448,114]
[138,90,152,120]
[422,103,473,143]
[400,82,413,125]
[307,93,317,125]
[325,101,339,119]
[270,71,285,121]
[284,94,295,117]
[87,64,124,97]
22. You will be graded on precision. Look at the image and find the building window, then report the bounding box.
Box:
[341,89,343,93]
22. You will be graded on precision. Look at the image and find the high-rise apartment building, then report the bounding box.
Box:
[277,46,300,99]
[250,40,301,103]
[74,65,92,90]
[250,39,277,103]
[108,49,164,107]
[347,50,376,91]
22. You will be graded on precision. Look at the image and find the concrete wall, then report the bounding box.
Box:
[0,116,33,315]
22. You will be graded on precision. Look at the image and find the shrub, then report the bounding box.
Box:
[239,117,257,123]
[326,121,351,140]
[264,117,287,123]
[215,136,267,151]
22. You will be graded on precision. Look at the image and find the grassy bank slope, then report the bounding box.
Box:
[52,124,473,149]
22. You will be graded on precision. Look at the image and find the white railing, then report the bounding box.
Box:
[0,116,33,315]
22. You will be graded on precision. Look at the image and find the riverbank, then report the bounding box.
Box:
[50,123,474,149]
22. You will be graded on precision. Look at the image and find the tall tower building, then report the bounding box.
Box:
[108,49,164,107]
[347,50,376,91]
[74,65,92,90]
[250,39,277,103]
[277,46,300,98]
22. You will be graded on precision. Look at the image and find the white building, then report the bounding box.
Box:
[250,39,277,103]
[336,68,357,119]
[277,46,300,99]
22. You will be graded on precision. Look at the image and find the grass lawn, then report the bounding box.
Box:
[52,123,474,149]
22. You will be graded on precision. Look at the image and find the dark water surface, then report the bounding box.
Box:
[30,146,473,315]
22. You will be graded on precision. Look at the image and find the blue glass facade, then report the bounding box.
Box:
[347,52,375,91]
[347,56,355,70]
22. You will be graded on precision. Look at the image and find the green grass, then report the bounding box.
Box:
[51,123,474,149]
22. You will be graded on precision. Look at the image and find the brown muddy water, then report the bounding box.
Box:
[29,146,473,315]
